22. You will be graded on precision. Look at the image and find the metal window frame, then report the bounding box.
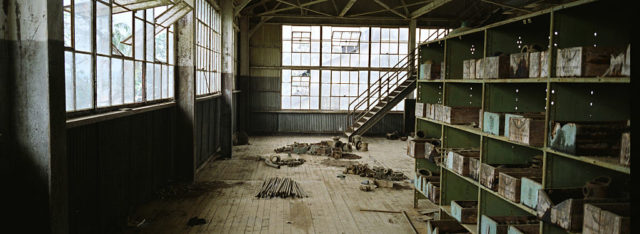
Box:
[330,31,361,54]
[64,0,176,118]
[195,0,222,96]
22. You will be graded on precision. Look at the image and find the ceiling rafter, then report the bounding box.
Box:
[339,0,357,17]
[234,0,253,16]
[373,0,408,19]
[349,0,429,17]
[256,0,328,16]
[399,0,409,16]
[276,0,332,16]
[479,0,532,13]
[330,0,339,16]
[409,0,452,19]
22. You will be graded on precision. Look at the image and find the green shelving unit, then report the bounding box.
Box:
[413,1,630,233]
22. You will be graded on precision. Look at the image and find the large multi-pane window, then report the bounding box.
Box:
[281,25,410,111]
[64,0,175,112]
[196,0,222,95]
[321,26,369,67]
[281,69,320,109]
[371,27,409,68]
[282,26,321,66]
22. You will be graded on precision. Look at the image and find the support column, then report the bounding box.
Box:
[3,0,68,232]
[409,19,417,70]
[175,11,196,181]
[238,16,250,132]
[221,0,234,158]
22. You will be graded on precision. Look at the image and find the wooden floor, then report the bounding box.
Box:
[131,136,436,234]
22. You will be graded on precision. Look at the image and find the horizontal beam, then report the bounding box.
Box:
[235,0,253,16]
[276,0,332,16]
[348,0,430,17]
[373,0,408,19]
[260,15,457,27]
[480,0,533,13]
[339,0,357,17]
[256,0,328,16]
[410,0,452,19]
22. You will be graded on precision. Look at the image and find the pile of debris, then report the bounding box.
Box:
[343,163,407,181]
[256,177,308,198]
[273,137,365,159]
[264,155,306,168]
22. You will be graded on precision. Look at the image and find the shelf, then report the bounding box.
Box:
[545,148,630,174]
[440,205,478,234]
[417,117,543,151]
[480,185,537,216]
[550,77,630,83]
[442,166,480,188]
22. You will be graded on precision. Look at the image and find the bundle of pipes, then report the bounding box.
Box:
[256,177,308,199]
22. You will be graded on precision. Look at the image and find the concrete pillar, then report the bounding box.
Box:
[221,0,234,158]
[238,16,250,132]
[1,0,68,233]
[175,11,196,181]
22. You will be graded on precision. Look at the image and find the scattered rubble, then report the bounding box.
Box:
[343,163,407,181]
[273,137,365,159]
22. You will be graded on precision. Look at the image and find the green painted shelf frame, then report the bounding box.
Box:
[413,1,631,234]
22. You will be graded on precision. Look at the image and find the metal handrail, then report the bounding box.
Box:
[346,46,420,133]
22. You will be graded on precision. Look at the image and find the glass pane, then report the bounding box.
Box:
[112,58,124,105]
[162,65,168,98]
[154,64,161,99]
[75,53,93,109]
[74,0,92,52]
[146,22,154,61]
[156,28,167,62]
[113,12,132,56]
[281,96,290,109]
[96,56,111,107]
[168,32,175,64]
[168,65,175,98]
[135,19,144,60]
[64,11,72,47]
[65,52,74,111]
[96,2,110,55]
[134,61,143,102]
[146,63,154,100]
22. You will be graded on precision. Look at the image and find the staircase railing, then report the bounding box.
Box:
[346,46,420,133]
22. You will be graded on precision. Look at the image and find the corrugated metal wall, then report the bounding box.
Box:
[67,107,176,233]
[196,97,220,167]
[245,24,403,135]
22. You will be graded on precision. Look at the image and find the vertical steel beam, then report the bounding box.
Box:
[221,0,234,158]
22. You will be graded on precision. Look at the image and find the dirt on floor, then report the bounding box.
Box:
[320,158,360,168]
[155,180,244,200]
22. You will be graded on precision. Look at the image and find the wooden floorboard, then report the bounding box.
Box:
[131,136,438,234]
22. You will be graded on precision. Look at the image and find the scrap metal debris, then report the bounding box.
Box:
[343,163,407,181]
[265,155,306,168]
[256,177,308,199]
[274,137,366,159]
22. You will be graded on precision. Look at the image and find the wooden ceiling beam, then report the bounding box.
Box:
[234,0,253,16]
[276,0,332,16]
[339,0,357,17]
[256,0,328,16]
[479,0,532,13]
[409,0,452,19]
[373,0,408,19]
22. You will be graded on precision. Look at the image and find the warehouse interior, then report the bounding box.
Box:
[0,0,632,233]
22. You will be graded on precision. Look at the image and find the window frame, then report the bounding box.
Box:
[64,0,176,117]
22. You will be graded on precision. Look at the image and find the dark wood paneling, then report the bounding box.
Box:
[67,107,177,233]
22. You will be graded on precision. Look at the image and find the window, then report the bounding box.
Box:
[281,70,320,110]
[331,31,361,54]
[371,27,409,68]
[64,0,175,112]
[322,26,369,68]
[196,0,222,95]
[282,26,320,66]
[281,25,409,111]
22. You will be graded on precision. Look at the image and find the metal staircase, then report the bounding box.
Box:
[345,47,419,141]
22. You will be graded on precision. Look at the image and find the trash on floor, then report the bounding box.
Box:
[256,177,308,198]
[359,184,376,192]
[343,163,408,181]
[187,216,206,226]
[273,137,367,158]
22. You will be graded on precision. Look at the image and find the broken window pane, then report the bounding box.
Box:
[113,12,133,56]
